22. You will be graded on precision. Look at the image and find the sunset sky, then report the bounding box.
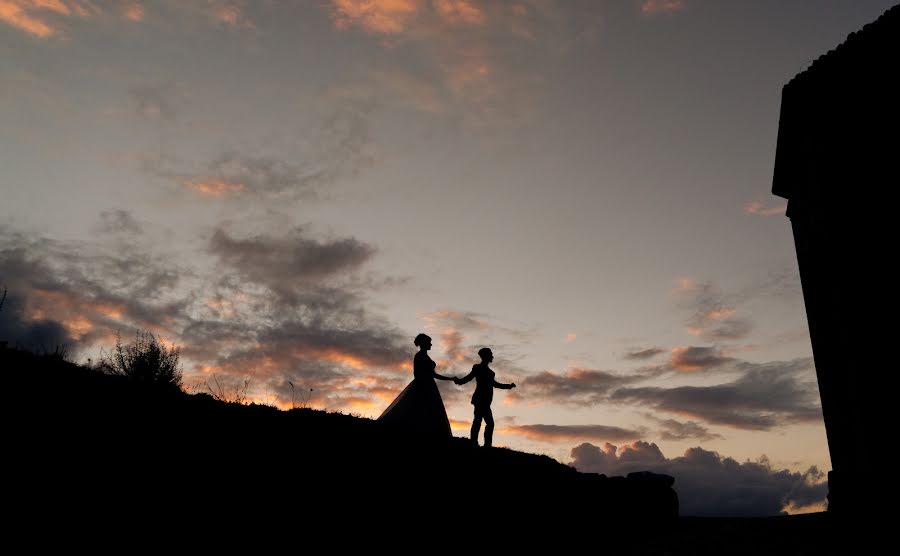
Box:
[2,0,893,516]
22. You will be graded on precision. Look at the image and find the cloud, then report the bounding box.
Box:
[182,177,245,197]
[328,0,422,35]
[92,209,144,236]
[743,201,787,217]
[121,2,143,22]
[183,316,410,409]
[208,226,375,298]
[611,357,821,430]
[0,1,248,39]
[433,0,484,26]
[564,332,577,343]
[0,229,184,353]
[330,0,487,36]
[210,1,250,28]
[644,415,721,442]
[196,225,411,411]
[669,346,733,372]
[570,441,827,516]
[321,1,566,129]
[0,0,95,38]
[675,279,753,341]
[506,423,646,443]
[201,152,322,199]
[142,99,375,200]
[639,0,686,16]
[420,309,535,377]
[517,367,645,407]
[623,347,664,360]
[1,221,412,415]
[0,286,74,351]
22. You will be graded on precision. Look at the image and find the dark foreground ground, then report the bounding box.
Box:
[5,348,847,553]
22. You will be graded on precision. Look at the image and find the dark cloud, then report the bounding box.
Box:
[517,368,645,407]
[611,358,821,430]
[0,233,184,352]
[643,415,722,442]
[178,305,411,411]
[1,221,411,414]
[507,423,646,442]
[669,346,734,372]
[623,347,664,360]
[93,209,144,236]
[142,98,375,200]
[187,224,410,409]
[208,226,375,299]
[203,152,323,198]
[677,280,753,341]
[0,288,73,351]
[570,441,827,516]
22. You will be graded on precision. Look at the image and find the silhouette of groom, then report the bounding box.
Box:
[455,348,516,448]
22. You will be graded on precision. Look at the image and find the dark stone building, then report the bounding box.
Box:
[772,5,899,512]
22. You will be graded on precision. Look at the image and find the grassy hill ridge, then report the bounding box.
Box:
[5,348,676,523]
[6,347,843,553]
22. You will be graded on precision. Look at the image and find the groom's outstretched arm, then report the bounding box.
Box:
[493,380,515,389]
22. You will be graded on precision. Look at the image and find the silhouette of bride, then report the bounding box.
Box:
[378,333,455,438]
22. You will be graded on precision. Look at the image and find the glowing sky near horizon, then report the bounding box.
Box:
[2,0,894,516]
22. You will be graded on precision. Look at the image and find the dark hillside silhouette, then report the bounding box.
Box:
[4,347,677,534]
[3,346,843,552]
[773,4,899,514]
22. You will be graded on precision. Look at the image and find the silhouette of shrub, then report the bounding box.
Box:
[101,331,182,388]
[204,373,251,404]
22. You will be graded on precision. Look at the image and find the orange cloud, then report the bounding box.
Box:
[94,301,127,320]
[211,2,252,28]
[433,0,485,26]
[329,0,422,35]
[62,315,93,338]
[669,346,732,372]
[564,332,577,343]
[0,0,74,37]
[640,0,686,15]
[338,396,382,413]
[318,349,370,370]
[0,0,255,38]
[670,347,702,371]
[122,1,143,22]
[449,417,469,431]
[704,308,734,321]
[439,327,468,363]
[183,177,245,197]
[205,296,237,319]
[20,287,151,348]
[743,200,787,217]
[505,423,645,443]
